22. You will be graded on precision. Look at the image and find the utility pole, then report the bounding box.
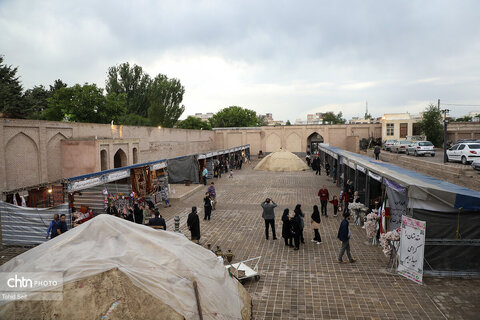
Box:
[440,99,450,163]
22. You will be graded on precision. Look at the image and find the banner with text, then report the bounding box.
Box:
[398,215,426,284]
[386,183,408,231]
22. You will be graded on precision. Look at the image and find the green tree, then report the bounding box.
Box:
[106,62,151,117]
[119,113,150,126]
[147,74,185,127]
[322,111,346,124]
[0,56,25,118]
[454,116,472,122]
[257,114,268,126]
[43,83,126,123]
[210,106,261,127]
[23,85,50,119]
[177,116,212,130]
[285,120,292,126]
[419,104,443,147]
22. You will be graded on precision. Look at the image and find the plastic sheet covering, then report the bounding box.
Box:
[0,215,244,319]
[0,202,71,246]
[167,155,200,184]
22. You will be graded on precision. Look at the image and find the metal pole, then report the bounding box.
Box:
[441,103,450,163]
[174,215,180,232]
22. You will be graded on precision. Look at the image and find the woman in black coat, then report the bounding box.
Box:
[187,206,201,243]
[281,209,293,247]
[291,207,303,251]
[294,204,305,244]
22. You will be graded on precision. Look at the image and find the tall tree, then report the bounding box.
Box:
[322,111,346,124]
[257,114,268,126]
[0,56,25,118]
[23,85,50,119]
[43,83,126,123]
[147,74,185,127]
[419,104,443,147]
[106,62,151,117]
[177,116,212,130]
[210,106,261,127]
[285,120,292,126]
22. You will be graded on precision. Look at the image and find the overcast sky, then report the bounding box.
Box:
[2,0,480,121]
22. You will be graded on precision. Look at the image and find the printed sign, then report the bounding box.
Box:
[104,169,130,183]
[151,162,167,171]
[387,187,408,231]
[398,215,426,284]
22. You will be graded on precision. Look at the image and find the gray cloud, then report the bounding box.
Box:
[1,0,480,121]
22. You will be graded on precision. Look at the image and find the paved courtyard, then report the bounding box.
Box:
[1,161,479,319]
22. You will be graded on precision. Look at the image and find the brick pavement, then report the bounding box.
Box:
[1,161,479,319]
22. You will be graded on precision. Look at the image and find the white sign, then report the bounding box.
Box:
[356,165,366,173]
[398,215,426,284]
[68,177,102,192]
[368,171,382,182]
[105,169,130,182]
[151,162,166,171]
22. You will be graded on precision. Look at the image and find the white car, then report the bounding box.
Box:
[391,140,411,153]
[472,159,480,171]
[406,141,435,157]
[383,139,397,151]
[446,142,480,164]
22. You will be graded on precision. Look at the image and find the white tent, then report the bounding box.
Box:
[0,215,250,319]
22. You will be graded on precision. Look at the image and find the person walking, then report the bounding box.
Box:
[187,207,201,243]
[291,208,303,250]
[58,214,68,235]
[337,212,357,263]
[329,195,339,217]
[202,167,208,186]
[374,145,381,160]
[203,192,212,220]
[261,198,277,240]
[208,182,217,210]
[293,204,305,244]
[331,165,337,184]
[311,205,322,243]
[342,190,350,215]
[317,185,329,217]
[281,209,293,247]
[306,153,311,167]
[314,156,321,175]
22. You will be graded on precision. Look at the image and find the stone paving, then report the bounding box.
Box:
[1,161,479,319]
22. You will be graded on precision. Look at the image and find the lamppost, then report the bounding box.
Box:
[442,108,450,163]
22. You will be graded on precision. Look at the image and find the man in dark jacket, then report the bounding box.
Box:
[337,212,357,263]
[374,145,381,160]
[148,210,166,230]
[133,202,144,224]
[187,207,200,243]
[261,198,277,240]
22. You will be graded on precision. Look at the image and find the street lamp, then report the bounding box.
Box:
[442,109,450,163]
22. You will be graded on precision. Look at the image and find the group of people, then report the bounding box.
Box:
[46,213,68,239]
[306,152,333,177]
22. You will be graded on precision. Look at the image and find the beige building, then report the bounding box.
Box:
[191,112,214,121]
[381,113,422,141]
[0,119,214,193]
[349,117,381,124]
[214,123,382,155]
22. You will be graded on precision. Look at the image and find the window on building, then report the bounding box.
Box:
[386,123,394,136]
[400,123,408,138]
[412,123,421,136]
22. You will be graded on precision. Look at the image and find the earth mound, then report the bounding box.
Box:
[254,148,309,172]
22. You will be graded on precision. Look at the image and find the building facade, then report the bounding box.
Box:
[381,113,422,141]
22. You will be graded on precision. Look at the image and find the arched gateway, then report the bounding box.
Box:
[307,132,324,153]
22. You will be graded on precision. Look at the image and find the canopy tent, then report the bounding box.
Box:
[319,144,480,275]
[0,215,251,319]
[167,155,200,184]
[319,144,480,212]
[254,148,309,172]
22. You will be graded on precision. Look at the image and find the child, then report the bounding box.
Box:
[229,170,233,178]
[329,195,339,217]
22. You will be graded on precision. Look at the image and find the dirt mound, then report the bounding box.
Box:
[254,149,309,172]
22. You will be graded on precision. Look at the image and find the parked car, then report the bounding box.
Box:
[446,142,480,164]
[455,139,480,144]
[391,140,412,153]
[383,139,397,151]
[472,159,480,171]
[406,141,435,157]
